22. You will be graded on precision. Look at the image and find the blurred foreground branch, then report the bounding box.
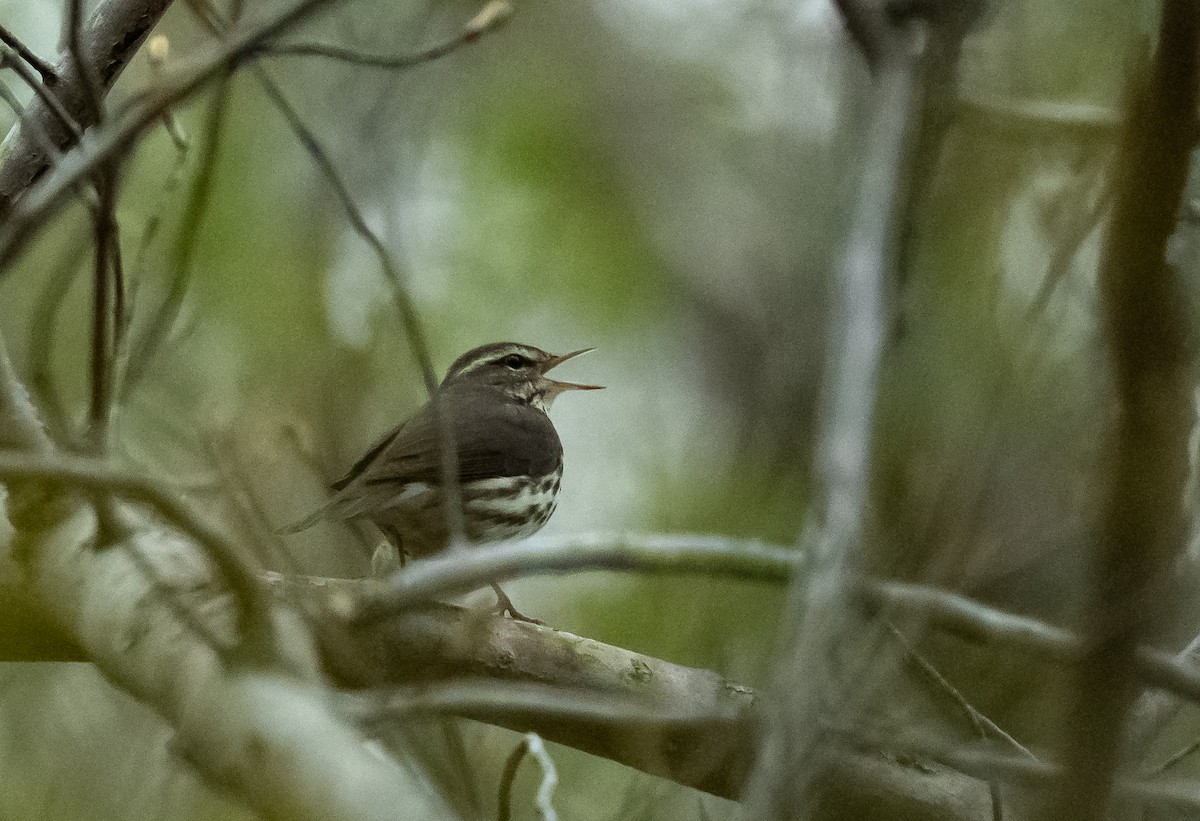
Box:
[0,331,452,818]
[747,0,937,813]
[1046,3,1199,819]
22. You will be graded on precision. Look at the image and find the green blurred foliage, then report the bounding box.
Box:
[2,0,1192,817]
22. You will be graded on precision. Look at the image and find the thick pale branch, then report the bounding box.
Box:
[0,451,267,628]
[6,499,452,820]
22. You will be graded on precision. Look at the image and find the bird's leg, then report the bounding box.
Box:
[371,527,407,576]
[490,583,543,625]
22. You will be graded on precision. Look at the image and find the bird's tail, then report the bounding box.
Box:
[277,499,337,535]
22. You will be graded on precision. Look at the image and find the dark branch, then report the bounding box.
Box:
[66,0,104,124]
[0,0,172,217]
[263,0,512,69]
[1046,3,1200,818]
[87,171,119,451]
[0,47,82,139]
[121,71,232,399]
[496,737,529,821]
[0,0,338,262]
[0,23,58,85]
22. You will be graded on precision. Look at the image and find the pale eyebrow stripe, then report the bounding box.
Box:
[448,345,532,379]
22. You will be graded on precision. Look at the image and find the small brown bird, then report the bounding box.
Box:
[289,342,602,620]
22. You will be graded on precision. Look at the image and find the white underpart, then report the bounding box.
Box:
[387,482,433,507]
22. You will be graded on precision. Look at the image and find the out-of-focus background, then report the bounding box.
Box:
[0,0,1186,818]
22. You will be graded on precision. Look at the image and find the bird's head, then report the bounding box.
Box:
[441,342,603,411]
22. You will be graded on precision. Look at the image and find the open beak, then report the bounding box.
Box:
[542,348,604,392]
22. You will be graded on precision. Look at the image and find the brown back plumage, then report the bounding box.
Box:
[332,381,562,493]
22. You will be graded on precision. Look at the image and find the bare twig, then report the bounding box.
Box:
[0,79,60,160]
[859,580,1200,705]
[351,533,798,620]
[264,0,512,68]
[496,737,529,821]
[114,37,193,411]
[837,725,1200,815]
[1128,631,1200,760]
[0,333,52,455]
[0,23,57,84]
[889,622,1036,760]
[524,734,558,821]
[25,240,87,440]
[0,0,342,267]
[0,0,173,217]
[830,0,893,70]
[87,171,120,451]
[1149,735,1200,775]
[354,679,747,728]
[1026,161,1114,320]
[0,46,82,139]
[121,69,230,399]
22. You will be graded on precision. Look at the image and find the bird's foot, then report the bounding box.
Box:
[490,583,544,625]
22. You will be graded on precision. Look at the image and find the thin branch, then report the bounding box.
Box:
[263,0,512,68]
[112,39,192,416]
[0,333,52,455]
[0,0,341,267]
[831,0,892,70]
[524,734,559,821]
[1025,159,1114,320]
[0,0,174,217]
[121,69,230,399]
[354,679,746,728]
[1128,630,1200,759]
[0,79,60,160]
[0,23,57,84]
[889,622,1036,760]
[25,240,87,441]
[1149,735,1200,776]
[87,171,119,451]
[0,46,82,139]
[859,580,1200,705]
[836,726,1200,816]
[496,737,529,821]
[351,533,799,620]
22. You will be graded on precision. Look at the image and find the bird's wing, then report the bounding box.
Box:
[330,422,404,492]
[336,385,562,491]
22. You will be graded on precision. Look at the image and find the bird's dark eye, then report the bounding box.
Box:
[502,354,527,370]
